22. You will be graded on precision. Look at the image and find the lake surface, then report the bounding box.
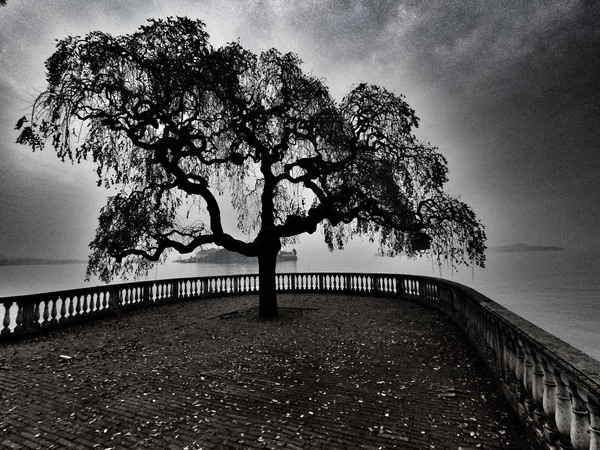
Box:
[1,249,598,361]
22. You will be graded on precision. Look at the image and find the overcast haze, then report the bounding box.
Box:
[1,0,599,260]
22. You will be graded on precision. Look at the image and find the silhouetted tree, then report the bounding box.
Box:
[17,17,486,318]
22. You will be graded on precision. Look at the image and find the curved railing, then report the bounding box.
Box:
[1,272,598,449]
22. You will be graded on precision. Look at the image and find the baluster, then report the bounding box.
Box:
[83,295,89,315]
[42,300,50,326]
[171,280,177,299]
[75,294,83,316]
[68,295,75,318]
[555,373,572,442]
[89,293,94,311]
[291,274,297,292]
[533,354,545,404]
[542,362,558,430]
[33,301,41,327]
[50,299,58,325]
[19,300,34,333]
[532,354,547,427]
[15,303,24,333]
[589,400,600,450]
[2,301,11,335]
[515,345,525,386]
[60,297,67,322]
[569,384,591,450]
[508,338,517,379]
[182,280,187,297]
[502,336,512,381]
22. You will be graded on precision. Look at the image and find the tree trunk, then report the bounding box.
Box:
[257,241,281,320]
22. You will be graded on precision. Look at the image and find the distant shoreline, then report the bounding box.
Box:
[488,243,564,253]
[0,258,87,267]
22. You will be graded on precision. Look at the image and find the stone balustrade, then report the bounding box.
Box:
[1,272,598,449]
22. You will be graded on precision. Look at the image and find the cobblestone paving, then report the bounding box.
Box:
[0,294,532,449]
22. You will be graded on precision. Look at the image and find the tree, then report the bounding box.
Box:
[17,17,486,319]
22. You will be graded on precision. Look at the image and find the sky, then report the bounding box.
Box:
[0,0,599,260]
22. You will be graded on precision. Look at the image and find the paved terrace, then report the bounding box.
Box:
[0,293,532,449]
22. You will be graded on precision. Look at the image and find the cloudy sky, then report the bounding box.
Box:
[0,0,599,260]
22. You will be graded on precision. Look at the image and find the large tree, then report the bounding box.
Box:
[17,17,486,318]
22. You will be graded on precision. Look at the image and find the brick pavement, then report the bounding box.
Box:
[0,294,533,449]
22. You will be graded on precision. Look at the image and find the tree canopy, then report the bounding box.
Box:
[17,17,486,318]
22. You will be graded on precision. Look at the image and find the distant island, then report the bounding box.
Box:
[488,243,564,253]
[0,256,87,266]
[175,248,297,264]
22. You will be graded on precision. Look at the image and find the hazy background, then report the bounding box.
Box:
[1,0,599,261]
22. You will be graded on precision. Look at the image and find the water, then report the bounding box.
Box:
[1,248,598,361]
